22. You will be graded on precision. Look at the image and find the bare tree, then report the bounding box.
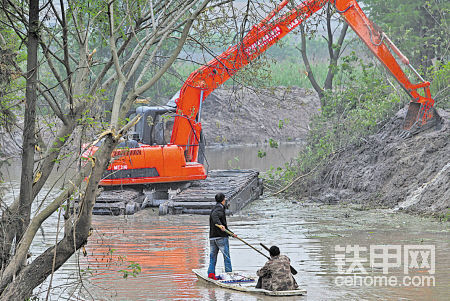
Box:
[296,2,348,106]
[0,0,217,299]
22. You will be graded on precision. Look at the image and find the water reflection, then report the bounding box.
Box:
[2,145,448,300]
[77,198,448,301]
[83,215,205,300]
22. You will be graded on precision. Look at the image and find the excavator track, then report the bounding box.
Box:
[91,169,263,216]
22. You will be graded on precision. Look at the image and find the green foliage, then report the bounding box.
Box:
[100,248,142,279]
[119,261,142,279]
[227,156,240,169]
[268,138,279,148]
[0,20,25,131]
[299,59,402,169]
[227,37,330,89]
[428,61,450,110]
[257,149,267,158]
[261,60,328,88]
[80,267,94,276]
[265,35,330,62]
[265,162,297,184]
[363,0,449,74]
[265,56,403,185]
[437,210,450,222]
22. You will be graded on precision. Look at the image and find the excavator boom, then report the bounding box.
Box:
[85,0,438,189]
[334,0,436,131]
[171,0,437,162]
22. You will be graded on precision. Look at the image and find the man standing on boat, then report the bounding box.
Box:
[256,246,298,291]
[208,192,236,280]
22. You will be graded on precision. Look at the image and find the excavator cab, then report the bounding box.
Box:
[132,106,176,146]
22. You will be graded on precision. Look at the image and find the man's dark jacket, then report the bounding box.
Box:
[209,203,230,238]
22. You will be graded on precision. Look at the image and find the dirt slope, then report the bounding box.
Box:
[303,108,449,216]
[201,86,320,145]
[201,87,448,216]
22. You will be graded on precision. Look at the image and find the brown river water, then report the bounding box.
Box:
[2,144,449,300]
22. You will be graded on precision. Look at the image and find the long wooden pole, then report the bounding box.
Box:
[260,243,297,275]
[215,225,298,275]
[216,225,270,259]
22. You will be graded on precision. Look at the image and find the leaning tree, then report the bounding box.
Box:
[0,0,235,298]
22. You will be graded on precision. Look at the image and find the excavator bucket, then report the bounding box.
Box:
[402,101,439,135]
[403,102,422,130]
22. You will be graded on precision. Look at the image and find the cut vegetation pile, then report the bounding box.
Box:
[302,108,449,216]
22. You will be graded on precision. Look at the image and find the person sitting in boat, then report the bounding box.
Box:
[256,246,298,291]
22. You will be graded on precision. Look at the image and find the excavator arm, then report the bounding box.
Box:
[170,0,437,162]
[334,0,435,130]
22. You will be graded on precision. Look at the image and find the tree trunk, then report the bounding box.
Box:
[0,0,39,271]
[299,24,325,103]
[323,23,348,90]
[298,5,348,109]
[0,136,117,300]
[17,0,39,253]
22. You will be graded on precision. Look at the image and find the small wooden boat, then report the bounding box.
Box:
[192,269,307,297]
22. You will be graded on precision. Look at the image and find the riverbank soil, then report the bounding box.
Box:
[201,86,448,216]
[2,86,447,217]
[298,108,449,216]
[201,86,320,145]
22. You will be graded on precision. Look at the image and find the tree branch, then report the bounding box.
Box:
[324,22,348,90]
[108,0,128,129]
[298,24,324,101]
[37,85,68,125]
[40,42,71,99]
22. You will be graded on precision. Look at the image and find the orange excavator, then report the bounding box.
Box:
[84,0,438,200]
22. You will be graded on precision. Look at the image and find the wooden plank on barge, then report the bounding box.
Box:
[159,169,263,215]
